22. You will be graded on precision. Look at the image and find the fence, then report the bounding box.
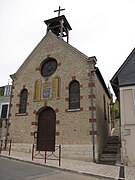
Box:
[32,144,61,166]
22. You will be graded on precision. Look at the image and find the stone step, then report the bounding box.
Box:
[100,157,116,161]
[107,140,119,144]
[101,153,116,158]
[103,150,117,154]
[105,144,118,147]
[104,147,118,151]
[98,160,116,165]
[105,147,118,151]
[98,136,119,165]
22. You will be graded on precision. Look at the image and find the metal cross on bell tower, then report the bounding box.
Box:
[44,6,72,43]
[54,6,65,16]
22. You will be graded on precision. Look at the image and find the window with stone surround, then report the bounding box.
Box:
[19,89,28,114]
[69,80,80,109]
[40,58,58,77]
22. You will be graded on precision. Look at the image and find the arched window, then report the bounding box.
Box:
[19,89,28,114]
[69,80,80,109]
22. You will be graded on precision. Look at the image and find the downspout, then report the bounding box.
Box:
[4,81,13,150]
[90,69,96,162]
[87,56,97,162]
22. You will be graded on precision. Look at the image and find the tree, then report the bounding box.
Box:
[114,100,120,119]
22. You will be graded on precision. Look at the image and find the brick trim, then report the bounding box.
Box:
[33,110,37,114]
[45,78,49,81]
[23,85,26,89]
[44,100,48,106]
[80,84,83,88]
[56,120,60,124]
[35,67,40,71]
[31,122,38,126]
[89,118,97,123]
[71,76,76,80]
[55,108,59,113]
[89,106,96,111]
[88,82,95,87]
[65,98,69,101]
[88,72,95,77]
[80,95,83,99]
[47,54,51,57]
[55,132,59,136]
[80,107,83,111]
[90,131,97,135]
[88,94,96,99]
[65,86,69,90]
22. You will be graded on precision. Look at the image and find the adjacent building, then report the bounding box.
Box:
[111,47,135,166]
[0,85,11,139]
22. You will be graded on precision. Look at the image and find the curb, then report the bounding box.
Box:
[0,154,116,180]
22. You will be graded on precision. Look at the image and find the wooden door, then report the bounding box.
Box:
[37,107,56,151]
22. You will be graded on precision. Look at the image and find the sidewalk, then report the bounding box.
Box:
[0,150,135,180]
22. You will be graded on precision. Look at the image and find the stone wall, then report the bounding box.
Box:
[9,33,111,161]
[94,72,111,155]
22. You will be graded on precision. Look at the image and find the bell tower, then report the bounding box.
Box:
[44,6,72,43]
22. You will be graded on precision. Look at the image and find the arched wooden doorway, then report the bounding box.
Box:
[37,107,56,151]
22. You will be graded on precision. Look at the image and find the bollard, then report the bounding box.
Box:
[118,163,125,180]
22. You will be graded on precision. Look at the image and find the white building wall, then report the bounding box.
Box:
[120,86,135,166]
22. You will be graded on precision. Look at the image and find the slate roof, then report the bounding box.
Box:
[110,47,135,97]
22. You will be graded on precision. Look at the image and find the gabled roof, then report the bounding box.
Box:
[110,47,135,98]
[10,31,110,99]
[10,31,89,79]
[111,47,135,83]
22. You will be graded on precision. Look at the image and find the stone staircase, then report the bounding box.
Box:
[98,136,120,165]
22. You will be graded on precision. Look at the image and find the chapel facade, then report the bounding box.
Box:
[9,12,112,162]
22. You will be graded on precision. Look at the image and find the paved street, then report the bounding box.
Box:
[0,157,106,180]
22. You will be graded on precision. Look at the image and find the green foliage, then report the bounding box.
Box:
[114,102,120,119]
[0,87,4,96]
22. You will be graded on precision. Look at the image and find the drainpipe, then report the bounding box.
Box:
[87,56,97,163]
[90,70,96,163]
[4,82,13,150]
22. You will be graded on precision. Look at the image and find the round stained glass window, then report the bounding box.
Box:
[41,58,58,77]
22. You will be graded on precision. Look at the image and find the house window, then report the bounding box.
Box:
[19,89,28,114]
[4,85,11,96]
[1,104,8,118]
[69,80,80,109]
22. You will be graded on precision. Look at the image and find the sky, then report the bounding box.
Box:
[1,0,135,95]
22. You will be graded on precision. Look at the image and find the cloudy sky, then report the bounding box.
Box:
[1,0,135,94]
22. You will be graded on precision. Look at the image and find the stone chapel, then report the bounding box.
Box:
[9,10,112,162]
